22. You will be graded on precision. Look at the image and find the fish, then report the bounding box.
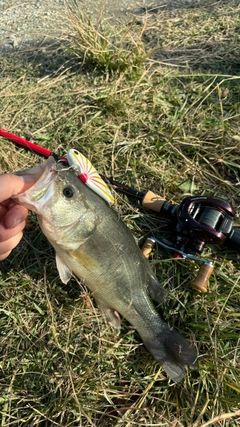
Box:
[12,155,198,382]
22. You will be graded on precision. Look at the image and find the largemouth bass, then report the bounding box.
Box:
[13,155,197,382]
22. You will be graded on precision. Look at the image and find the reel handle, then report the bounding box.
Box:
[190,263,214,293]
[141,237,155,259]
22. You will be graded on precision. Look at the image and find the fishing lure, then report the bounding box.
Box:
[67,149,115,205]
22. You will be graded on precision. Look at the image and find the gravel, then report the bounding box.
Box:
[0,0,200,52]
[0,0,146,52]
[1,0,66,51]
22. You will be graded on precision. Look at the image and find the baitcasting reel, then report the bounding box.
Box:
[141,194,240,293]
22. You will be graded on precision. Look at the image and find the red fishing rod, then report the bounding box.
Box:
[0,128,144,199]
[0,128,66,160]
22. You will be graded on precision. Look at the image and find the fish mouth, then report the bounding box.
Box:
[12,155,58,211]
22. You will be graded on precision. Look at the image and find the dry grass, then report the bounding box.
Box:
[62,0,151,75]
[0,0,240,426]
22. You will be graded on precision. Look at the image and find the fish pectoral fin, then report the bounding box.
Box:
[70,249,99,271]
[147,273,168,303]
[96,298,121,330]
[56,253,72,284]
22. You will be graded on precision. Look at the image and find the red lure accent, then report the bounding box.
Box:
[79,173,88,183]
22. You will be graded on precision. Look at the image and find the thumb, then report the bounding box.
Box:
[0,174,35,202]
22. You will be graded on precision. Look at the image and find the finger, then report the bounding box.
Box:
[0,217,27,242]
[4,205,29,229]
[0,231,23,260]
[0,204,8,220]
[0,174,35,202]
[0,249,12,261]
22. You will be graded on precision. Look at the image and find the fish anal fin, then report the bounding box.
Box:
[56,253,72,284]
[96,298,121,329]
[70,249,99,271]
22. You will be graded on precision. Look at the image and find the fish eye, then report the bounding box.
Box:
[63,186,75,198]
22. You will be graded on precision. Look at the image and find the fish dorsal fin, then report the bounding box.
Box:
[67,149,114,205]
[147,272,168,303]
[96,298,121,329]
[56,253,72,284]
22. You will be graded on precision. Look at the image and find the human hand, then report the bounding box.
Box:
[0,174,35,260]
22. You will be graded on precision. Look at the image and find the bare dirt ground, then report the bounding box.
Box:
[0,0,202,52]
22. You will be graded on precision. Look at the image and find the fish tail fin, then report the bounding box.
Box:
[143,327,198,383]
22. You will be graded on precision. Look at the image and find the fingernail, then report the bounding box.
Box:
[9,217,25,229]
[18,175,35,186]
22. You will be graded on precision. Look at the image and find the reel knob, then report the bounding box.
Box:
[190,262,214,293]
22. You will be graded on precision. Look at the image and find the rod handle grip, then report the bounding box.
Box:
[141,238,155,259]
[225,228,240,251]
[142,191,166,213]
[190,263,214,293]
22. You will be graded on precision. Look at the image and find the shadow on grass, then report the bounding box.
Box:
[0,39,83,79]
[1,32,239,79]
[133,0,240,13]
[152,40,240,75]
